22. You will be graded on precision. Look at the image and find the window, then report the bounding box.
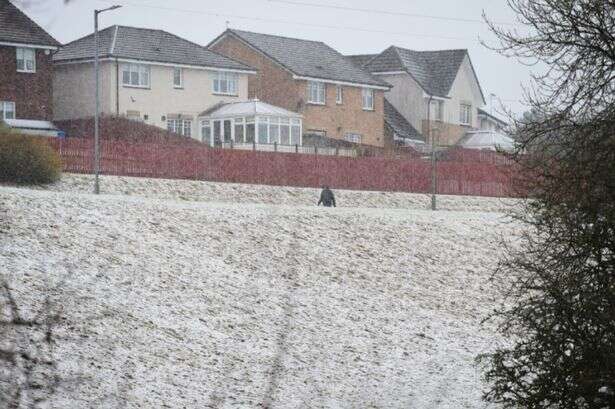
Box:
[234,118,244,143]
[173,67,183,88]
[201,120,212,145]
[16,48,35,73]
[268,117,280,144]
[213,72,238,95]
[336,85,343,104]
[345,133,362,144]
[258,117,269,144]
[308,81,325,104]
[126,110,142,122]
[459,103,472,125]
[280,118,290,145]
[290,118,301,145]
[0,101,15,120]
[362,88,374,110]
[167,118,192,137]
[122,63,150,88]
[429,100,443,121]
[245,117,255,143]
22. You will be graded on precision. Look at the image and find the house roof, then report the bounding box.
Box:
[53,25,254,72]
[346,54,378,68]
[200,99,302,118]
[210,29,389,88]
[365,46,484,101]
[384,99,424,142]
[477,107,508,126]
[0,0,60,48]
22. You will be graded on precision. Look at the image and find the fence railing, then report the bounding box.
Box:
[220,141,357,157]
[48,138,521,198]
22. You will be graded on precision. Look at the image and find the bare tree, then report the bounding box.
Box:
[478,1,615,408]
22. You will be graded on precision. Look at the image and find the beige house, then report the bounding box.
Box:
[349,47,487,147]
[53,25,255,139]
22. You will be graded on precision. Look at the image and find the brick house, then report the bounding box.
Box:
[0,0,60,122]
[208,29,391,147]
[348,47,487,148]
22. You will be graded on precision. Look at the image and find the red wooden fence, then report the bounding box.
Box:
[48,138,521,198]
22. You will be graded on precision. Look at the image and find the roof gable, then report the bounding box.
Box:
[213,29,389,88]
[0,0,59,47]
[345,54,378,68]
[53,25,254,72]
[365,46,484,100]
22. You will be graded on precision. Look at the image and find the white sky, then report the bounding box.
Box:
[19,0,535,116]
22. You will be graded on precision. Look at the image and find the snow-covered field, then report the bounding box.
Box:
[1,174,520,408]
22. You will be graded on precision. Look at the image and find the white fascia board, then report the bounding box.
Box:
[422,92,450,101]
[370,71,406,75]
[0,41,58,50]
[53,57,256,74]
[292,75,389,90]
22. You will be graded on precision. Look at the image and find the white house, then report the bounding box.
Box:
[52,25,256,140]
[349,47,487,147]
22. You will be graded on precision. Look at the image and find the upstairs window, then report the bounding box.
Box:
[459,103,472,125]
[173,67,183,88]
[362,88,374,110]
[122,63,150,88]
[16,48,36,73]
[308,81,325,104]
[429,100,443,121]
[1,101,16,120]
[336,85,343,104]
[345,133,362,144]
[213,72,238,95]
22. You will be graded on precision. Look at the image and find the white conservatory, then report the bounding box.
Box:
[198,99,302,148]
[460,130,516,152]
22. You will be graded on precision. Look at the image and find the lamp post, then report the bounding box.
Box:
[428,95,437,211]
[94,5,121,194]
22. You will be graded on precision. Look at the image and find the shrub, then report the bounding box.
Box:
[0,129,62,184]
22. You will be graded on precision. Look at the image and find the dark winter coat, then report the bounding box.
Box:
[318,188,336,207]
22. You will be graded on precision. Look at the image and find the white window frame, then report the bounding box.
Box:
[121,63,150,88]
[173,67,183,89]
[336,85,343,104]
[167,118,192,137]
[307,81,325,105]
[213,71,238,96]
[430,100,443,121]
[16,48,36,73]
[459,103,472,125]
[1,101,16,120]
[362,88,374,111]
[344,133,362,144]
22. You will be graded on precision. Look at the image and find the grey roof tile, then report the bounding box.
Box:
[384,99,424,142]
[345,54,378,68]
[53,25,254,71]
[221,30,389,87]
[365,46,482,100]
[0,0,60,47]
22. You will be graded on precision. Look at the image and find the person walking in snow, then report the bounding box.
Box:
[318,186,336,207]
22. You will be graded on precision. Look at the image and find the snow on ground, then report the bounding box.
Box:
[41,173,521,213]
[0,175,521,408]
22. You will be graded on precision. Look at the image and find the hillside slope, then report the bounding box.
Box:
[0,179,519,408]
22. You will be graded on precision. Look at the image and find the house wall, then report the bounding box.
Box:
[377,72,424,132]
[0,45,54,120]
[53,60,249,138]
[211,35,385,147]
[53,61,114,121]
[445,55,483,128]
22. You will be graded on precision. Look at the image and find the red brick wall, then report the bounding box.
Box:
[0,45,54,120]
[210,35,386,147]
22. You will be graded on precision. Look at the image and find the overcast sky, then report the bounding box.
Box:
[19,0,535,116]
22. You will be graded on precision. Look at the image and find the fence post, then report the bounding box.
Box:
[274,141,278,152]
[230,139,234,150]
[314,145,318,156]
[253,139,256,151]
[335,146,339,156]
[295,144,298,153]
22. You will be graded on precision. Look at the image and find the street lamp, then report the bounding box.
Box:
[93,5,122,194]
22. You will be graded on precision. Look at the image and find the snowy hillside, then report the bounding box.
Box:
[0,175,520,408]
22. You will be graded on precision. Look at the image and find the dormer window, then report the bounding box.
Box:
[16,48,36,73]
